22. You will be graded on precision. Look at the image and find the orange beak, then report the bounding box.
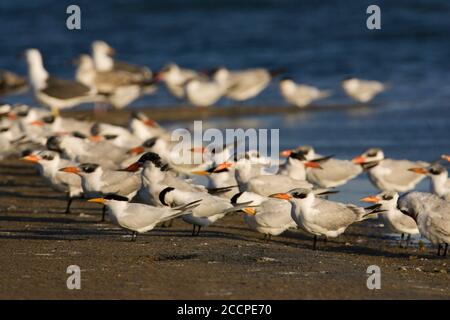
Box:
[352,155,366,164]
[122,162,141,172]
[60,166,80,174]
[269,193,292,200]
[191,170,209,176]
[213,162,233,172]
[22,155,40,163]
[127,146,145,155]
[7,113,17,120]
[442,155,450,162]
[30,120,45,126]
[88,198,105,204]
[143,119,157,128]
[190,147,207,154]
[242,208,256,215]
[280,149,292,157]
[89,135,103,142]
[360,196,380,203]
[304,161,322,169]
[408,167,427,175]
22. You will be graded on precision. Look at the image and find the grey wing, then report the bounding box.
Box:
[102,171,141,196]
[308,159,362,186]
[256,200,294,228]
[311,199,362,230]
[247,175,311,195]
[381,159,428,186]
[119,204,167,230]
[56,171,81,188]
[44,77,92,99]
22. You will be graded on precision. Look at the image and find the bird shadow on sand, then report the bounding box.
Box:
[0,227,125,241]
[0,215,98,224]
[0,190,64,200]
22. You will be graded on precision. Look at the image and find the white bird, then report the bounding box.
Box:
[22,150,82,213]
[88,194,201,240]
[60,163,141,221]
[155,63,201,99]
[212,67,281,101]
[408,164,450,200]
[231,191,296,239]
[270,188,382,249]
[279,78,331,108]
[184,78,225,107]
[158,186,251,236]
[352,148,428,192]
[398,192,450,256]
[281,146,362,188]
[278,150,325,181]
[128,112,168,142]
[25,49,102,115]
[361,191,419,246]
[341,77,387,103]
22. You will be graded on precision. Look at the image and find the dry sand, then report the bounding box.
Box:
[0,160,449,299]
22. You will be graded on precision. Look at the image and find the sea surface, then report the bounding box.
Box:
[1,0,449,202]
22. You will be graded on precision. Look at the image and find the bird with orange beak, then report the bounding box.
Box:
[270,188,383,250]
[88,194,201,241]
[352,148,428,192]
[408,164,450,200]
[22,150,82,213]
[361,191,419,246]
[59,162,141,221]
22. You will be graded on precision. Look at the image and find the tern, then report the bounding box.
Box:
[409,164,450,200]
[25,49,102,115]
[341,77,387,103]
[278,150,325,181]
[270,188,383,250]
[398,192,450,256]
[281,146,362,188]
[184,78,225,107]
[279,78,331,108]
[231,191,296,239]
[155,63,201,99]
[60,163,141,221]
[88,194,201,240]
[361,191,419,246]
[352,148,428,192]
[23,150,83,213]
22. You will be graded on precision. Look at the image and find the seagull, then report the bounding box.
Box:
[159,186,251,236]
[60,163,141,221]
[23,150,82,213]
[361,191,419,246]
[231,191,296,239]
[75,54,156,109]
[270,188,383,249]
[279,78,331,108]
[88,194,201,241]
[278,150,324,181]
[341,77,387,103]
[409,164,450,200]
[25,49,102,115]
[91,41,152,82]
[155,63,203,99]
[0,70,27,96]
[212,67,282,101]
[184,78,225,107]
[352,148,428,192]
[398,192,450,256]
[281,146,362,188]
[128,112,168,142]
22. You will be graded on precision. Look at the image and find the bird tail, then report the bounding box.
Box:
[222,201,255,214]
[160,199,203,222]
[362,204,386,220]
[207,185,239,195]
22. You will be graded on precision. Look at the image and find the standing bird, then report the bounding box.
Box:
[279,78,331,108]
[281,146,362,188]
[22,150,83,213]
[352,148,428,192]
[398,192,450,256]
[212,67,282,101]
[361,191,419,246]
[270,188,383,250]
[184,78,225,107]
[60,163,141,221]
[24,49,102,115]
[154,63,201,99]
[231,191,296,239]
[88,194,201,241]
[341,77,387,103]
[409,164,450,200]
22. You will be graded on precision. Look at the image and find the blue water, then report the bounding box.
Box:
[1,0,449,201]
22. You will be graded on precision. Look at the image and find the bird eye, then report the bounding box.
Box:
[104,134,117,140]
[367,151,377,157]
[383,195,393,200]
[293,192,307,199]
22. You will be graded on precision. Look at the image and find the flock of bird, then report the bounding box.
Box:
[0,41,388,113]
[0,102,449,256]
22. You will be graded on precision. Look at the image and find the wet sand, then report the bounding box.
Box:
[0,159,449,299]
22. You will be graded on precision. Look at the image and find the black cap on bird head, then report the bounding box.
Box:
[137,152,170,171]
[46,136,63,152]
